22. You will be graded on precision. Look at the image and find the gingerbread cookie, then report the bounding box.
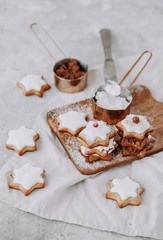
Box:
[9,163,45,196]
[79,138,118,158]
[6,126,39,156]
[120,134,151,150]
[79,145,113,162]
[57,110,87,136]
[116,114,155,157]
[78,120,116,148]
[122,135,155,157]
[106,176,144,208]
[17,74,51,97]
[116,114,153,140]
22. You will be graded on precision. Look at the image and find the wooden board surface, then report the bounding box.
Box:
[47,85,163,175]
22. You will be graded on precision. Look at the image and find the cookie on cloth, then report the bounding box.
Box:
[57,110,87,136]
[116,114,153,140]
[106,176,144,208]
[6,125,39,156]
[79,137,118,158]
[78,120,116,148]
[17,74,51,97]
[9,163,45,196]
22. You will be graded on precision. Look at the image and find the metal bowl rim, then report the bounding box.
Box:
[53,58,88,82]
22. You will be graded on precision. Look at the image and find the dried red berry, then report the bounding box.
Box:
[93,123,98,128]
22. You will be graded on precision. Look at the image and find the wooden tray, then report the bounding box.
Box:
[47,85,163,175]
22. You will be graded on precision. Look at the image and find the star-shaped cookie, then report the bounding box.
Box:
[6,125,39,156]
[116,114,153,140]
[57,110,87,136]
[78,120,116,148]
[17,74,51,97]
[9,163,45,196]
[79,145,114,162]
[106,176,144,208]
[79,137,118,158]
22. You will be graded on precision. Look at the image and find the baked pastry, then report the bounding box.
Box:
[57,110,87,136]
[79,137,118,157]
[116,114,155,157]
[79,138,118,162]
[17,74,51,97]
[106,176,144,208]
[9,163,45,196]
[6,125,39,156]
[78,120,116,148]
[81,151,113,162]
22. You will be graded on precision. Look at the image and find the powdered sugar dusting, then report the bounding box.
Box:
[49,99,94,121]
[47,84,161,175]
[47,99,120,173]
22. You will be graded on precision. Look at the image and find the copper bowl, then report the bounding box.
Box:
[92,96,131,125]
[30,23,88,93]
[53,58,88,93]
[92,50,152,124]
[92,83,132,124]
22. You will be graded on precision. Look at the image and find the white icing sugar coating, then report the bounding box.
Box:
[80,138,116,156]
[20,75,47,91]
[96,91,132,110]
[13,163,44,190]
[80,146,89,156]
[80,146,98,156]
[58,110,87,132]
[7,126,37,150]
[111,176,140,200]
[121,114,151,134]
[79,120,111,142]
[105,80,121,96]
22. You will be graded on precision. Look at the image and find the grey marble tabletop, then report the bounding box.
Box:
[1,0,163,239]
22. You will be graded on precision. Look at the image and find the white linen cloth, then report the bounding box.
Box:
[0,51,163,239]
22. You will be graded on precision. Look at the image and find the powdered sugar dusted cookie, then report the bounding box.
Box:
[79,145,113,162]
[6,126,39,156]
[106,176,144,208]
[122,135,155,158]
[17,74,51,97]
[79,138,118,158]
[120,133,154,150]
[116,114,153,140]
[57,110,87,136]
[78,120,116,148]
[9,163,45,196]
[116,114,155,157]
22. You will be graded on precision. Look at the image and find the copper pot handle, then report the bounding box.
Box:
[119,51,152,90]
[30,23,66,62]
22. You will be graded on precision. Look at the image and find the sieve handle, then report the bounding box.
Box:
[119,51,152,90]
[30,23,66,62]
